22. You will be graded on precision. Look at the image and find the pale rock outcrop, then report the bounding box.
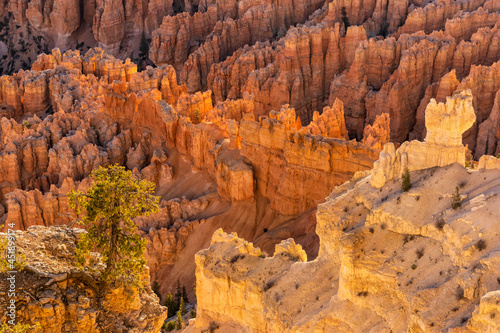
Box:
[370,90,476,188]
[0,226,167,332]
[477,155,500,169]
[193,162,500,332]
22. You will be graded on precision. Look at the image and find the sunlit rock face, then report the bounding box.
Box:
[371,90,476,188]
[0,226,167,332]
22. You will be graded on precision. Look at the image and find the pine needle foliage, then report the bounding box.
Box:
[451,186,462,210]
[69,164,159,286]
[402,168,412,192]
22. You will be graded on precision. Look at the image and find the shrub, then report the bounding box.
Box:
[451,186,462,210]
[164,321,175,331]
[402,168,412,192]
[475,239,486,251]
[176,309,183,330]
[163,292,177,317]
[263,280,276,292]
[435,218,446,230]
[208,322,220,333]
[152,280,161,299]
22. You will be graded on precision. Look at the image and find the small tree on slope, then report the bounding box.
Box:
[69,164,159,287]
[402,168,412,192]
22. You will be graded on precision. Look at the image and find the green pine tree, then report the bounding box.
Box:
[402,168,412,192]
[451,186,462,210]
[68,164,160,287]
[179,296,186,315]
[163,292,178,317]
[174,279,182,307]
[182,285,189,304]
[152,280,161,299]
[176,309,183,330]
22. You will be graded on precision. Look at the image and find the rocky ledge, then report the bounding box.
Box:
[0,225,167,332]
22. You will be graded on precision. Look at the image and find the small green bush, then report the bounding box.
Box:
[164,321,175,331]
[402,168,411,192]
[451,186,462,210]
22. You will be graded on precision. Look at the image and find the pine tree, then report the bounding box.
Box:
[451,186,462,210]
[139,33,148,59]
[69,164,160,286]
[152,280,161,299]
[179,296,186,315]
[341,7,350,29]
[176,309,183,330]
[163,292,178,317]
[182,285,189,304]
[174,279,182,307]
[402,168,412,192]
[193,281,197,303]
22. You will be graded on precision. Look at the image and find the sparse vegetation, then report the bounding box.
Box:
[230,254,245,263]
[416,248,424,259]
[22,120,31,129]
[208,321,220,333]
[411,264,417,270]
[402,168,412,192]
[164,321,175,331]
[193,109,202,123]
[435,218,446,230]
[263,280,276,292]
[176,309,183,330]
[456,286,465,300]
[163,292,177,317]
[152,280,161,299]
[475,239,487,251]
[369,227,374,234]
[451,186,462,210]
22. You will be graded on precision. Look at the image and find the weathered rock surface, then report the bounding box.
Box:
[370,90,476,188]
[0,225,167,332]
[193,159,500,333]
